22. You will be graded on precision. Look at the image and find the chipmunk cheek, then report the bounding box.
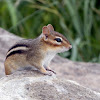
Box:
[60,43,70,51]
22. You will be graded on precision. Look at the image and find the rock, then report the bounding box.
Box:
[0,27,100,99]
[0,71,100,100]
[51,56,100,92]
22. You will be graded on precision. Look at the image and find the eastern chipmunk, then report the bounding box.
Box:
[4,24,72,76]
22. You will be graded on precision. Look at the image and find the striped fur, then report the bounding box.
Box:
[8,44,29,52]
[6,44,29,59]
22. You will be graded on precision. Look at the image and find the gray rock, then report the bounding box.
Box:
[51,56,100,92]
[0,28,100,100]
[0,71,100,100]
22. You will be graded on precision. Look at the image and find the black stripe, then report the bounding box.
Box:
[6,50,26,59]
[8,44,29,52]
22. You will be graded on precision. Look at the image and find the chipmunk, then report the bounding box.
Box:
[4,24,72,76]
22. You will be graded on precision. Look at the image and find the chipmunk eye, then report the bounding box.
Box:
[54,38,62,42]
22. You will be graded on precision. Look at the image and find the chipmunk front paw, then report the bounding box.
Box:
[44,71,53,76]
[45,68,56,74]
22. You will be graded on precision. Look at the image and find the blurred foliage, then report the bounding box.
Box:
[0,0,100,63]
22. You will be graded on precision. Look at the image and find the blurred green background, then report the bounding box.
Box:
[0,0,100,63]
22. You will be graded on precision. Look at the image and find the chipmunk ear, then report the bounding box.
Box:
[47,24,54,31]
[42,26,50,35]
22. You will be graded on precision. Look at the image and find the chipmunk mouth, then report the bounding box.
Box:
[68,45,72,49]
[56,46,70,53]
[51,45,72,53]
[62,45,72,52]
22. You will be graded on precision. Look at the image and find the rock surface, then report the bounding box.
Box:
[0,71,100,100]
[0,28,100,99]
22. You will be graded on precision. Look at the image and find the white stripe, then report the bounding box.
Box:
[7,47,29,56]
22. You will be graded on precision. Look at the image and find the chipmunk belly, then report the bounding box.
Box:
[42,52,56,67]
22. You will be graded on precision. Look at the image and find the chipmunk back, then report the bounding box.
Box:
[4,24,72,75]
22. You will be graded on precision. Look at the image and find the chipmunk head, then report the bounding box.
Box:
[41,24,72,53]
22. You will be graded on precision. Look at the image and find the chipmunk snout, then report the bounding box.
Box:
[68,45,72,49]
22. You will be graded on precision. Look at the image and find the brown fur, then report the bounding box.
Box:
[40,31,71,49]
[5,54,28,75]
[4,24,72,75]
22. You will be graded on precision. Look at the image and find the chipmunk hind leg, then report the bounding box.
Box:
[5,64,12,75]
[4,58,18,75]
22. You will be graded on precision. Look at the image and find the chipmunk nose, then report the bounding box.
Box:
[69,45,72,49]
